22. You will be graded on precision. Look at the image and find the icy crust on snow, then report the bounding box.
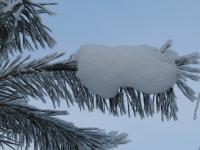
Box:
[76,44,178,98]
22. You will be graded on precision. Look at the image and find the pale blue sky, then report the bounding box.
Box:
[33,0,200,149]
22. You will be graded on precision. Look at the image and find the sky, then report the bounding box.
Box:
[32,0,200,149]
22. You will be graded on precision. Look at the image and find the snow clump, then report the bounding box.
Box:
[74,44,178,98]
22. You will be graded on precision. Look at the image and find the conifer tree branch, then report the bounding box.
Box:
[0,0,56,61]
[0,1,130,150]
[0,102,128,150]
[0,52,199,120]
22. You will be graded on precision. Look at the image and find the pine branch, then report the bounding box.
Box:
[0,52,199,120]
[0,1,130,150]
[0,133,19,150]
[0,53,177,120]
[0,53,77,106]
[176,52,200,101]
[0,0,56,61]
[0,102,128,150]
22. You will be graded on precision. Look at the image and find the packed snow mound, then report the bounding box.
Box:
[75,44,178,98]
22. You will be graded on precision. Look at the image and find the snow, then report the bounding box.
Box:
[75,44,178,98]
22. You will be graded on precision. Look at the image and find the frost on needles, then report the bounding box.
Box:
[0,1,129,149]
[0,0,200,149]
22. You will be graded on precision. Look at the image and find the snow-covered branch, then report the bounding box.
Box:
[0,43,199,120]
